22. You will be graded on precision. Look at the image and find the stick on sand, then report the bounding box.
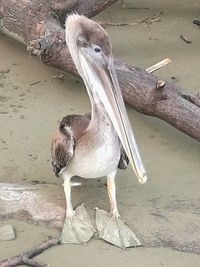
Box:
[146,58,172,73]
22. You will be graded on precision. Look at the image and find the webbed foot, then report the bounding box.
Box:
[95,208,142,249]
[61,204,95,244]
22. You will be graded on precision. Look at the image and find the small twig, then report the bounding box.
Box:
[30,81,41,86]
[147,17,161,24]
[146,58,172,73]
[97,21,137,27]
[139,10,163,24]
[97,10,163,28]
[52,73,65,81]
[193,19,200,27]
[0,237,60,267]
[180,34,192,44]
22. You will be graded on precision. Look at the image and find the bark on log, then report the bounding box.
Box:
[0,0,200,141]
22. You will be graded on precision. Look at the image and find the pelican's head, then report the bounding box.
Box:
[65,14,111,77]
[65,14,147,184]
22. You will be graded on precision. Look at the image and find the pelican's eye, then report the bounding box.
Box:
[94,46,101,53]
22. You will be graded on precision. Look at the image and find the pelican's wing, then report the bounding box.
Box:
[51,114,91,177]
[51,127,75,177]
[118,144,129,170]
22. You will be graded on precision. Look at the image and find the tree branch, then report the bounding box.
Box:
[0,237,60,267]
[0,0,200,141]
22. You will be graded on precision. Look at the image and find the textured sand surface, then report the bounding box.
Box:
[0,0,200,266]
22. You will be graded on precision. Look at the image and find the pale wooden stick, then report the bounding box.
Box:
[180,34,192,44]
[146,58,172,73]
[139,10,163,24]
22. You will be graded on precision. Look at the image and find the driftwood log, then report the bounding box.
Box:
[0,0,200,141]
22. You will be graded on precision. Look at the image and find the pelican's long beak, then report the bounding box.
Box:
[79,48,147,184]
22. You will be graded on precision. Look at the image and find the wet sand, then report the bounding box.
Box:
[0,0,200,266]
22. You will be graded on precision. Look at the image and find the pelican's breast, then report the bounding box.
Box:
[65,113,121,178]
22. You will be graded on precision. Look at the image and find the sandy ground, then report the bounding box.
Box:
[0,0,200,266]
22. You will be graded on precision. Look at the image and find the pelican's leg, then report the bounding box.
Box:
[95,170,142,248]
[61,175,95,244]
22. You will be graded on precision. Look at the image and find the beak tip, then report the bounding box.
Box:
[138,173,147,184]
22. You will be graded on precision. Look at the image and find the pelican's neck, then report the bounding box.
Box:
[76,67,105,124]
[75,56,111,127]
[88,90,111,129]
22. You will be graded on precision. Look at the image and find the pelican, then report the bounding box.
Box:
[51,14,147,248]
